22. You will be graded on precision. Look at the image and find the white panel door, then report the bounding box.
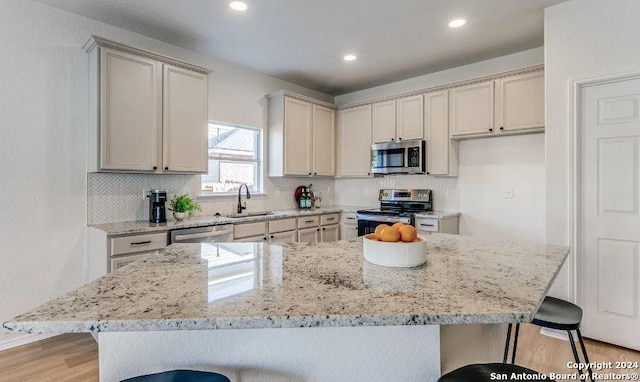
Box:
[425,90,457,176]
[320,224,340,242]
[284,97,313,176]
[372,100,396,143]
[396,95,424,141]
[338,105,372,177]
[581,77,640,350]
[449,81,494,138]
[312,105,335,176]
[163,64,208,173]
[297,227,319,243]
[100,48,161,171]
[340,224,359,241]
[495,71,544,132]
[269,230,297,243]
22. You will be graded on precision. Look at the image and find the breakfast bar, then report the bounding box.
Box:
[3,234,569,381]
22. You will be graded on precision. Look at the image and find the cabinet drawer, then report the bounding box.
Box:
[110,232,167,256]
[234,222,267,239]
[320,213,339,225]
[269,218,297,233]
[297,215,319,229]
[341,212,358,225]
[415,218,439,232]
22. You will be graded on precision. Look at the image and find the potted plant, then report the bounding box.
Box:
[168,194,201,221]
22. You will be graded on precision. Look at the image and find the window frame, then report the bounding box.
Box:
[200,121,263,197]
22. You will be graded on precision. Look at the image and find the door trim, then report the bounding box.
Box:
[571,71,640,308]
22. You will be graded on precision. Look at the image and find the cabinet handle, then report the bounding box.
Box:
[263,237,267,240]
[367,172,371,176]
[489,128,493,132]
[419,223,435,227]
[327,217,335,221]
[346,217,355,220]
[426,171,430,175]
[322,227,326,231]
[153,166,157,170]
[305,220,315,223]
[130,241,151,246]
[391,138,395,141]
[317,228,320,231]
[270,235,274,239]
[398,137,402,140]
[164,166,169,170]
[500,127,504,131]
[314,172,317,175]
[308,172,312,175]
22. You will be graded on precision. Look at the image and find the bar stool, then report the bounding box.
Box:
[438,363,554,382]
[504,296,593,381]
[121,370,231,382]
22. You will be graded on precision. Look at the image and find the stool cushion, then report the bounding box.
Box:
[121,370,231,382]
[532,296,583,330]
[439,363,554,382]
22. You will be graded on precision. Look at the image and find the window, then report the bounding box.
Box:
[201,122,261,194]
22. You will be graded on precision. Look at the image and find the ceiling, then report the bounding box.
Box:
[37,0,566,95]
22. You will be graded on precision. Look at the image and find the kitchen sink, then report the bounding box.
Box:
[221,211,284,219]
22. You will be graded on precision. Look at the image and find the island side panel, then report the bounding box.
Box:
[99,325,441,382]
[440,323,508,374]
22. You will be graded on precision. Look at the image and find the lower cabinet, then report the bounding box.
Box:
[298,227,319,243]
[340,212,359,241]
[415,216,460,235]
[269,230,297,243]
[320,224,339,242]
[234,235,267,242]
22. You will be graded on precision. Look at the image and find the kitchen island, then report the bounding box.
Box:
[3,234,569,381]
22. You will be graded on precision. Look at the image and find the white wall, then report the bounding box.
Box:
[545,0,640,300]
[458,134,545,242]
[0,0,331,347]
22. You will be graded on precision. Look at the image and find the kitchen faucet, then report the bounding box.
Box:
[237,183,251,213]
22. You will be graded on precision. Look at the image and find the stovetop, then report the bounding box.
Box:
[356,208,414,217]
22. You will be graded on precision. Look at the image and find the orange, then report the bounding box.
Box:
[391,222,405,230]
[374,224,389,240]
[380,226,400,242]
[399,225,418,242]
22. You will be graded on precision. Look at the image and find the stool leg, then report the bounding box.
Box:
[511,323,520,364]
[567,330,584,380]
[576,329,593,381]
[503,323,513,363]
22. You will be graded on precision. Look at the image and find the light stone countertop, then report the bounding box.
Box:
[3,234,569,334]
[90,206,460,236]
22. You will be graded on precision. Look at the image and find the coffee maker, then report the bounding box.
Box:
[147,190,167,223]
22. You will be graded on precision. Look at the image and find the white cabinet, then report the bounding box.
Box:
[449,81,495,138]
[268,218,297,243]
[495,71,544,133]
[234,222,267,241]
[269,230,297,243]
[298,227,319,243]
[85,37,209,174]
[340,212,359,241]
[268,91,336,177]
[425,90,458,176]
[415,216,460,235]
[338,105,373,177]
[373,95,424,143]
[396,95,424,141]
[450,70,544,139]
[320,224,339,242]
[234,235,267,243]
[372,100,396,143]
[108,231,168,273]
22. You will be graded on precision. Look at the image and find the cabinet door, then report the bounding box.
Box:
[338,105,372,177]
[162,64,208,173]
[297,227,319,243]
[312,105,335,176]
[284,97,313,175]
[396,95,424,141]
[372,100,396,143]
[100,48,161,171]
[495,71,544,132]
[269,230,297,243]
[449,81,494,137]
[320,224,339,242]
[425,90,457,176]
[340,224,359,241]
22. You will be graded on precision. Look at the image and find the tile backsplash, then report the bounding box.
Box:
[88,173,335,224]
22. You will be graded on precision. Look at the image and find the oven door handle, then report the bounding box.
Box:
[173,227,234,241]
[356,214,411,224]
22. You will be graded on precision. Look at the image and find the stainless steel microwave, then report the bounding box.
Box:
[371,139,426,175]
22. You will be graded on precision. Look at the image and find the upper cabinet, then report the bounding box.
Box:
[268,91,336,177]
[425,90,458,176]
[338,104,373,177]
[85,37,209,173]
[372,95,424,143]
[450,69,544,139]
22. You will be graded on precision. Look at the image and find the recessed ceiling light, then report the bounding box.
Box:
[230,1,248,11]
[343,54,357,62]
[448,18,466,28]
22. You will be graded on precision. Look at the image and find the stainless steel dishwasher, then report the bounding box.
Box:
[169,224,234,244]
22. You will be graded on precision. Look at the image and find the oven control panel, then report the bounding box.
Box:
[379,189,431,202]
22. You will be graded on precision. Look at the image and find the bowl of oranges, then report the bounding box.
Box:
[362,222,427,268]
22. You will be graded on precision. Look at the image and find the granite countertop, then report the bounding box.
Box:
[3,234,569,334]
[90,206,459,236]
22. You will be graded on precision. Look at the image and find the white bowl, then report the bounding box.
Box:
[362,234,427,268]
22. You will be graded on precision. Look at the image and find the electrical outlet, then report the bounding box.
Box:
[505,187,514,199]
[142,188,147,200]
[442,188,449,197]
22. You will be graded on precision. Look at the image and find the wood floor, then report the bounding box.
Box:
[0,325,637,381]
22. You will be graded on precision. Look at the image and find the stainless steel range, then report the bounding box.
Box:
[356,189,433,236]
